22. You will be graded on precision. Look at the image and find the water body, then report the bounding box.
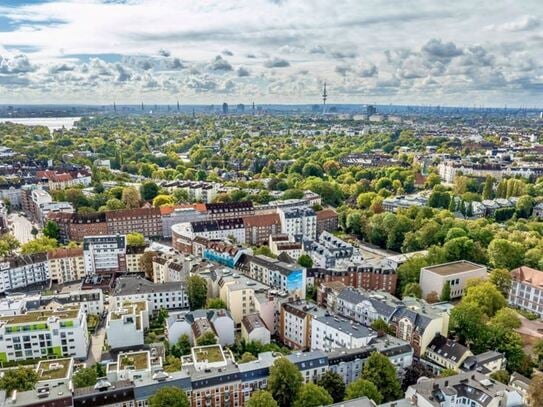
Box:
[0,117,80,131]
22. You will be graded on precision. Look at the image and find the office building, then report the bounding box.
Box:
[420,261,487,300]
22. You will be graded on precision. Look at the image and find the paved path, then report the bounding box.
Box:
[8,213,34,244]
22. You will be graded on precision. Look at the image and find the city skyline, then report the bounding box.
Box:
[0,0,541,106]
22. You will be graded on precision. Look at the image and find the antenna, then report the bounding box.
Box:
[322,81,328,115]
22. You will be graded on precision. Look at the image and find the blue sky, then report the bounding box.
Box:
[0,0,541,105]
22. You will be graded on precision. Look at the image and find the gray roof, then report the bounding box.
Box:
[114,276,185,296]
[427,334,470,364]
[325,396,376,407]
[313,315,376,338]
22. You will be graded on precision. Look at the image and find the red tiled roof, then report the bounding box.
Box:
[243,213,280,227]
[512,266,543,287]
[105,207,161,219]
[316,209,338,220]
[47,247,83,259]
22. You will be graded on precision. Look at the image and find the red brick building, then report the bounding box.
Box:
[106,207,162,238]
[242,213,281,245]
[316,209,338,236]
[309,264,397,294]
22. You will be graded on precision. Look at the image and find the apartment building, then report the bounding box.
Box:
[278,207,317,240]
[243,213,281,245]
[425,334,473,373]
[0,253,49,294]
[126,245,145,273]
[509,266,543,316]
[310,315,377,352]
[303,231,356,269]
[172,218,246,253]
[279,300,326,350]
[316,209,339,236]
[49,212,108,243]
[47,247,85,284]
[205,201,254,220]
[113,276,189,312]
[36,169,92,190]
[30,188,52,221]
[246,254,306,298]
[0,304,89,362]
[160,205,206,238]
[106,207,162,238]
[37,201,74,226]
[83,234,127,275]
[38,289,104,316]
[242,313,271,344]
[202,240,249,268]
[166,309,235,347]
[420,260,487,300]
[334,288,401,326]
[106,300,149,350]
[153,253,186,284]
[269,234,303,260]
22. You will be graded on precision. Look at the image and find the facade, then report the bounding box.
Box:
[425,334,473,372]
[241,313,271,344]
[37,289,104,316]
[242,213,281,246]
[279,300,326,350]
[0,304,89,362]
[269,234,303,260]
[152,253,187,284]
[83,234,127,275]
[420,260,488,300]
[166,309,235,347]
[311,315,377,352]
[126,245,145,273]
[335,288,402,326]
[278,207,317,240]
[113,276,189,312]
[316,209,339,236]
[0,253,49,294]
[202,240,249,268]
[160,206,206,238]
[509,266,543,317]
[172,218,246,253]
[38,201,74,226]
[106,207,162,238]
[49,212,108,243]
[47,247,85,285]
[106,300,149,350]
[205,201,254,220]
[246,254,306,298]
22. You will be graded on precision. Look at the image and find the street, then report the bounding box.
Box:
[8,213,35,244]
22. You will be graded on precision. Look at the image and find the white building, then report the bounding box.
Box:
[419,260,487,300]
[278,207,317,240]
[106,300,149,350]
[113,276,188,312]
[311,315,377,352]
[0,304,89,361]
[166,309,235,347]
[38,201,74,226]
[83,235,127,274]
[0,254,49,294]
[172,218,246,252]
[241,313,271,344]
[509,266,543,317]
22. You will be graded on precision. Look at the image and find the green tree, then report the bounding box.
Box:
[267,357,303,407]
[361,352,402,402]
[196,331,217,346]
[516,195,534,218]
[105,198,125,210]
[488,239,524,269]
[206,298,227,309]
[316,371,345,403]
[141,181,160,201]
[490,370,510,384]
[490,308,521,330]
[247,390,278,407]
[482,176,494,200]
[450,302,487,345]
[126,232,145,246]
[0,367,38,394]
[489,268,512,297]
[371,318,393,335]
[42,220,60,240]
[403,282,422,299]
[0,234,20,257]
[20,236,58,254]
[345,378,383,404]
[72,367,98,388]
[148,386,189,407]
[440,368,457,377]
[440,281,451,302]
[293,383,333,407]
[187,275,208,310]
[153,194,175,207]
[297,254,313,268]
[302,162,323,178]
[121,187,140,209]
[463,280,506,317]
[170,334,192,357]
[239,352,258,363]
[164,355,182,373]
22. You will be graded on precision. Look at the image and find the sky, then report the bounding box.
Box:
[0,0,541,106]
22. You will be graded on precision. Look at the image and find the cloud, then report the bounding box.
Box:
[209,55,232,71]
[222,49,233,56]
[158,48,171,57]
[264,57,290,68]
[0,54,35,74]
[309,45,326,54]
[48,63,75,74]
[359,63,378,77]
[335,65,351,77]
[421,39,463,60]
[237,67,250,77]
[492,16,541,32]
[331,51,357,59]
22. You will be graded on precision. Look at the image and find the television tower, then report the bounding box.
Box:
[322,81,328,115]
[177,100,180,112]
[113,101,117,113]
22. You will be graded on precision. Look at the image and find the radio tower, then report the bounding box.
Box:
[322,81,328,115]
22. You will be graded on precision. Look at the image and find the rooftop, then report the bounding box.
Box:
[36,358,72,381]
[423,260,485,276]
[0,304,80,325]
[118,351,150,371]
[192,345,226,364]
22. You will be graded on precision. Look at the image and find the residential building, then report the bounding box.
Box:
[202,240,249,268]
[106,207,162,238]
[0,304,89,361]
[113,276,189,312]
[83,234,127,275]
[0,253,49,294]
[35,357,74,387]
[279,300,326,350]
[47,247,85,285]
[166,309,235,347]
[49,212,108,243]
[37,289,104,315]
[269,234,303,260]
[37,201,74,226]
[31,188,52,221]
[106,300,149,350]
[424,334,473,372]
[205,201,254,220]
[243,213,281,245]
[246,254,306,298]
[316,209,339,236]
[241,313,271,344]
[36,169,92,190]
[335,288,402,326]
[152,252,187,284]
[509,266,543,317]
[420,260,488,300]
[160,205,206,238]
[405,371,523,407]
[278,207,317,240]
[172,218,246,253]
[310,315,377,352]
[462,351,506,376]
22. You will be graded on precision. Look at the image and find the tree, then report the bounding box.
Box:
[345,378,383,404]
[534,339,543,370]
[0,234,20,257]
[156,308,169,325]
[206,298,227,309]
[490,370,510,384]
[187,275,208,310]
[196,331,217,346]
[516,195,534,218]
[20,236,58,254]
[426,291,439,303]
[140,181,160,201]
[527,373,543,407]
[297,254,313,268]
[170,334,191,357]
[371,318,393,335]
[126,232,145,246]
[0,367,38,394]
[148,386,189,407]
[247,390,278,407]
[105,198,125,210]
[402,362,434,390]
[30,226,38,237]
[72,367,98,388]
[450,302,487,346]
[164,355,182,372]
[153,194,175,207]
[42,220,60,240]
[317,371,345,403]
[488,239,524,270]
[490,308,521,330]
[121,187,140,209]
[267,357,303,407]
[239,352,258,363]
[293,383,333,407]
[482,176,494,200]
[302,162,323,178]
[440,281,451,302]
[463,281,506,317]
[361,352,402,402]
[489,268,512,297]
[440,368,457,377]
[403,283,422,299]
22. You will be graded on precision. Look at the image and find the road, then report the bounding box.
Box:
[8,213,35,244]
[86,324,106,366]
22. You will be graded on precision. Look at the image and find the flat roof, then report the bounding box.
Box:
[118,351,150,371]
[424,260,484,276]
[0,304,80,325]
[36,358,72,381]
[192,345,225,364]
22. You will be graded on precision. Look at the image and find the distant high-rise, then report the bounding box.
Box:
[113,102,116,113]
[237,104,245,113]
[177,101,180,112]
[322,81,328,115]
[222,102,229,114]
[141,102,144,111]
[366,105,376,116]
[252,102,255,115]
